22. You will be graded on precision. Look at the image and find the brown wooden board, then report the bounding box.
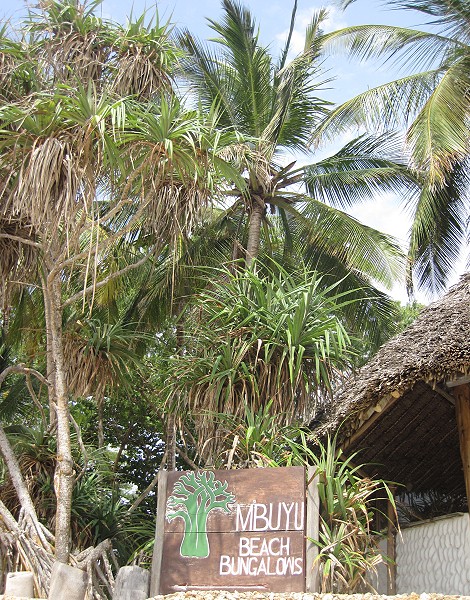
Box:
[158,467,306,594]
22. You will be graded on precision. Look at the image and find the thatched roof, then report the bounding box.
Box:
[325,272,470,437]
[318,273,470,496]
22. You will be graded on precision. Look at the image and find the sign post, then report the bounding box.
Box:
[150,466,319,595]
[305,465,319,592]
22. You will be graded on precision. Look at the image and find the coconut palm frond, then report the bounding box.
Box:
[406,54,470,184]
[314,70,441,142]
[323,24,462,72]
[389,0,470,39]
[267,15,332,151]
[207,0,274,138]
[304,132,419,209]
[318,0,470,294]
[296,199,405,289]
[407,158,469,297]
[177,1,411,295]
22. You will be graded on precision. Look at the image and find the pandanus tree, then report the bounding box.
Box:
[178,0,420,339]
[0,0,237,568]
[162,261,357,465]
[316,0,470,295]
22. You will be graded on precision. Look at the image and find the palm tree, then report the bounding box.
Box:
[316,0,470,295]
[178,0,419,316]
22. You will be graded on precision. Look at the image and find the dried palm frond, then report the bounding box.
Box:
[2,135,94,236]
[219,143,273,193]
[143,180,210,247]
[109,12,177,99]
[0,48,17,92]
[63,333,113,401]
[112,46,172,99]
[0,219,39,309]
[40,30,108,85]
[0,50,29,102]
[30,0,111,86]
[63,320,142,400]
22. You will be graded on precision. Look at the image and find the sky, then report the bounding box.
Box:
[0,0,466,302]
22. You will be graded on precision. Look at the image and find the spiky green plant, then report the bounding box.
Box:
[163,260,357,464]
[212,409,395,592]
[311,434,395,592]
[214,399,306,468]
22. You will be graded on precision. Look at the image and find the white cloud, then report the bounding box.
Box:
[350,195,468,303]
[348,192,409,245]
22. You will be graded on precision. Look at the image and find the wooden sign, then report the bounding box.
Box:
[151,466,310,595]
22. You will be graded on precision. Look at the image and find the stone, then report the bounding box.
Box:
[4,571,34,597]
[48,561,88,600]
[113,565,150,600]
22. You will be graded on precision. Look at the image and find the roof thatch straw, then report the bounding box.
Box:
[321,272,470,438]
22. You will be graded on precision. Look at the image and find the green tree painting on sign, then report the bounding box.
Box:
[166,472,235,558]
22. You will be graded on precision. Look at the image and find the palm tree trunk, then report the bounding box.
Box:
[45,273,74,563]
[42,275,57,429]
[97,396,104,449]
[246,197,265,267]
[165,413,176,471]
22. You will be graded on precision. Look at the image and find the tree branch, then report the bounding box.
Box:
[176,444,198,470]
[48,197,149,281]
[0,364,50,389]
[69,412,88,482]
[0,233,41,248]
[25,372,47,429]
[112,424,133,475]
[0,424,52,551]
[62,254,149,308]
[127,449,168,515]
[74,539,113,570]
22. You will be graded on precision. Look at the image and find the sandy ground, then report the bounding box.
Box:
[2,593,469,599]
[147,594,470,600]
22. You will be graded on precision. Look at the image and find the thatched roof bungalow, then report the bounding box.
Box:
[321,272,470,504]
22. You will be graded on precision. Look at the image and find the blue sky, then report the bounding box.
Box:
[0,0,425,104]
[0,1,464,299]
[0,0,426,132]
[2,0,421,31]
